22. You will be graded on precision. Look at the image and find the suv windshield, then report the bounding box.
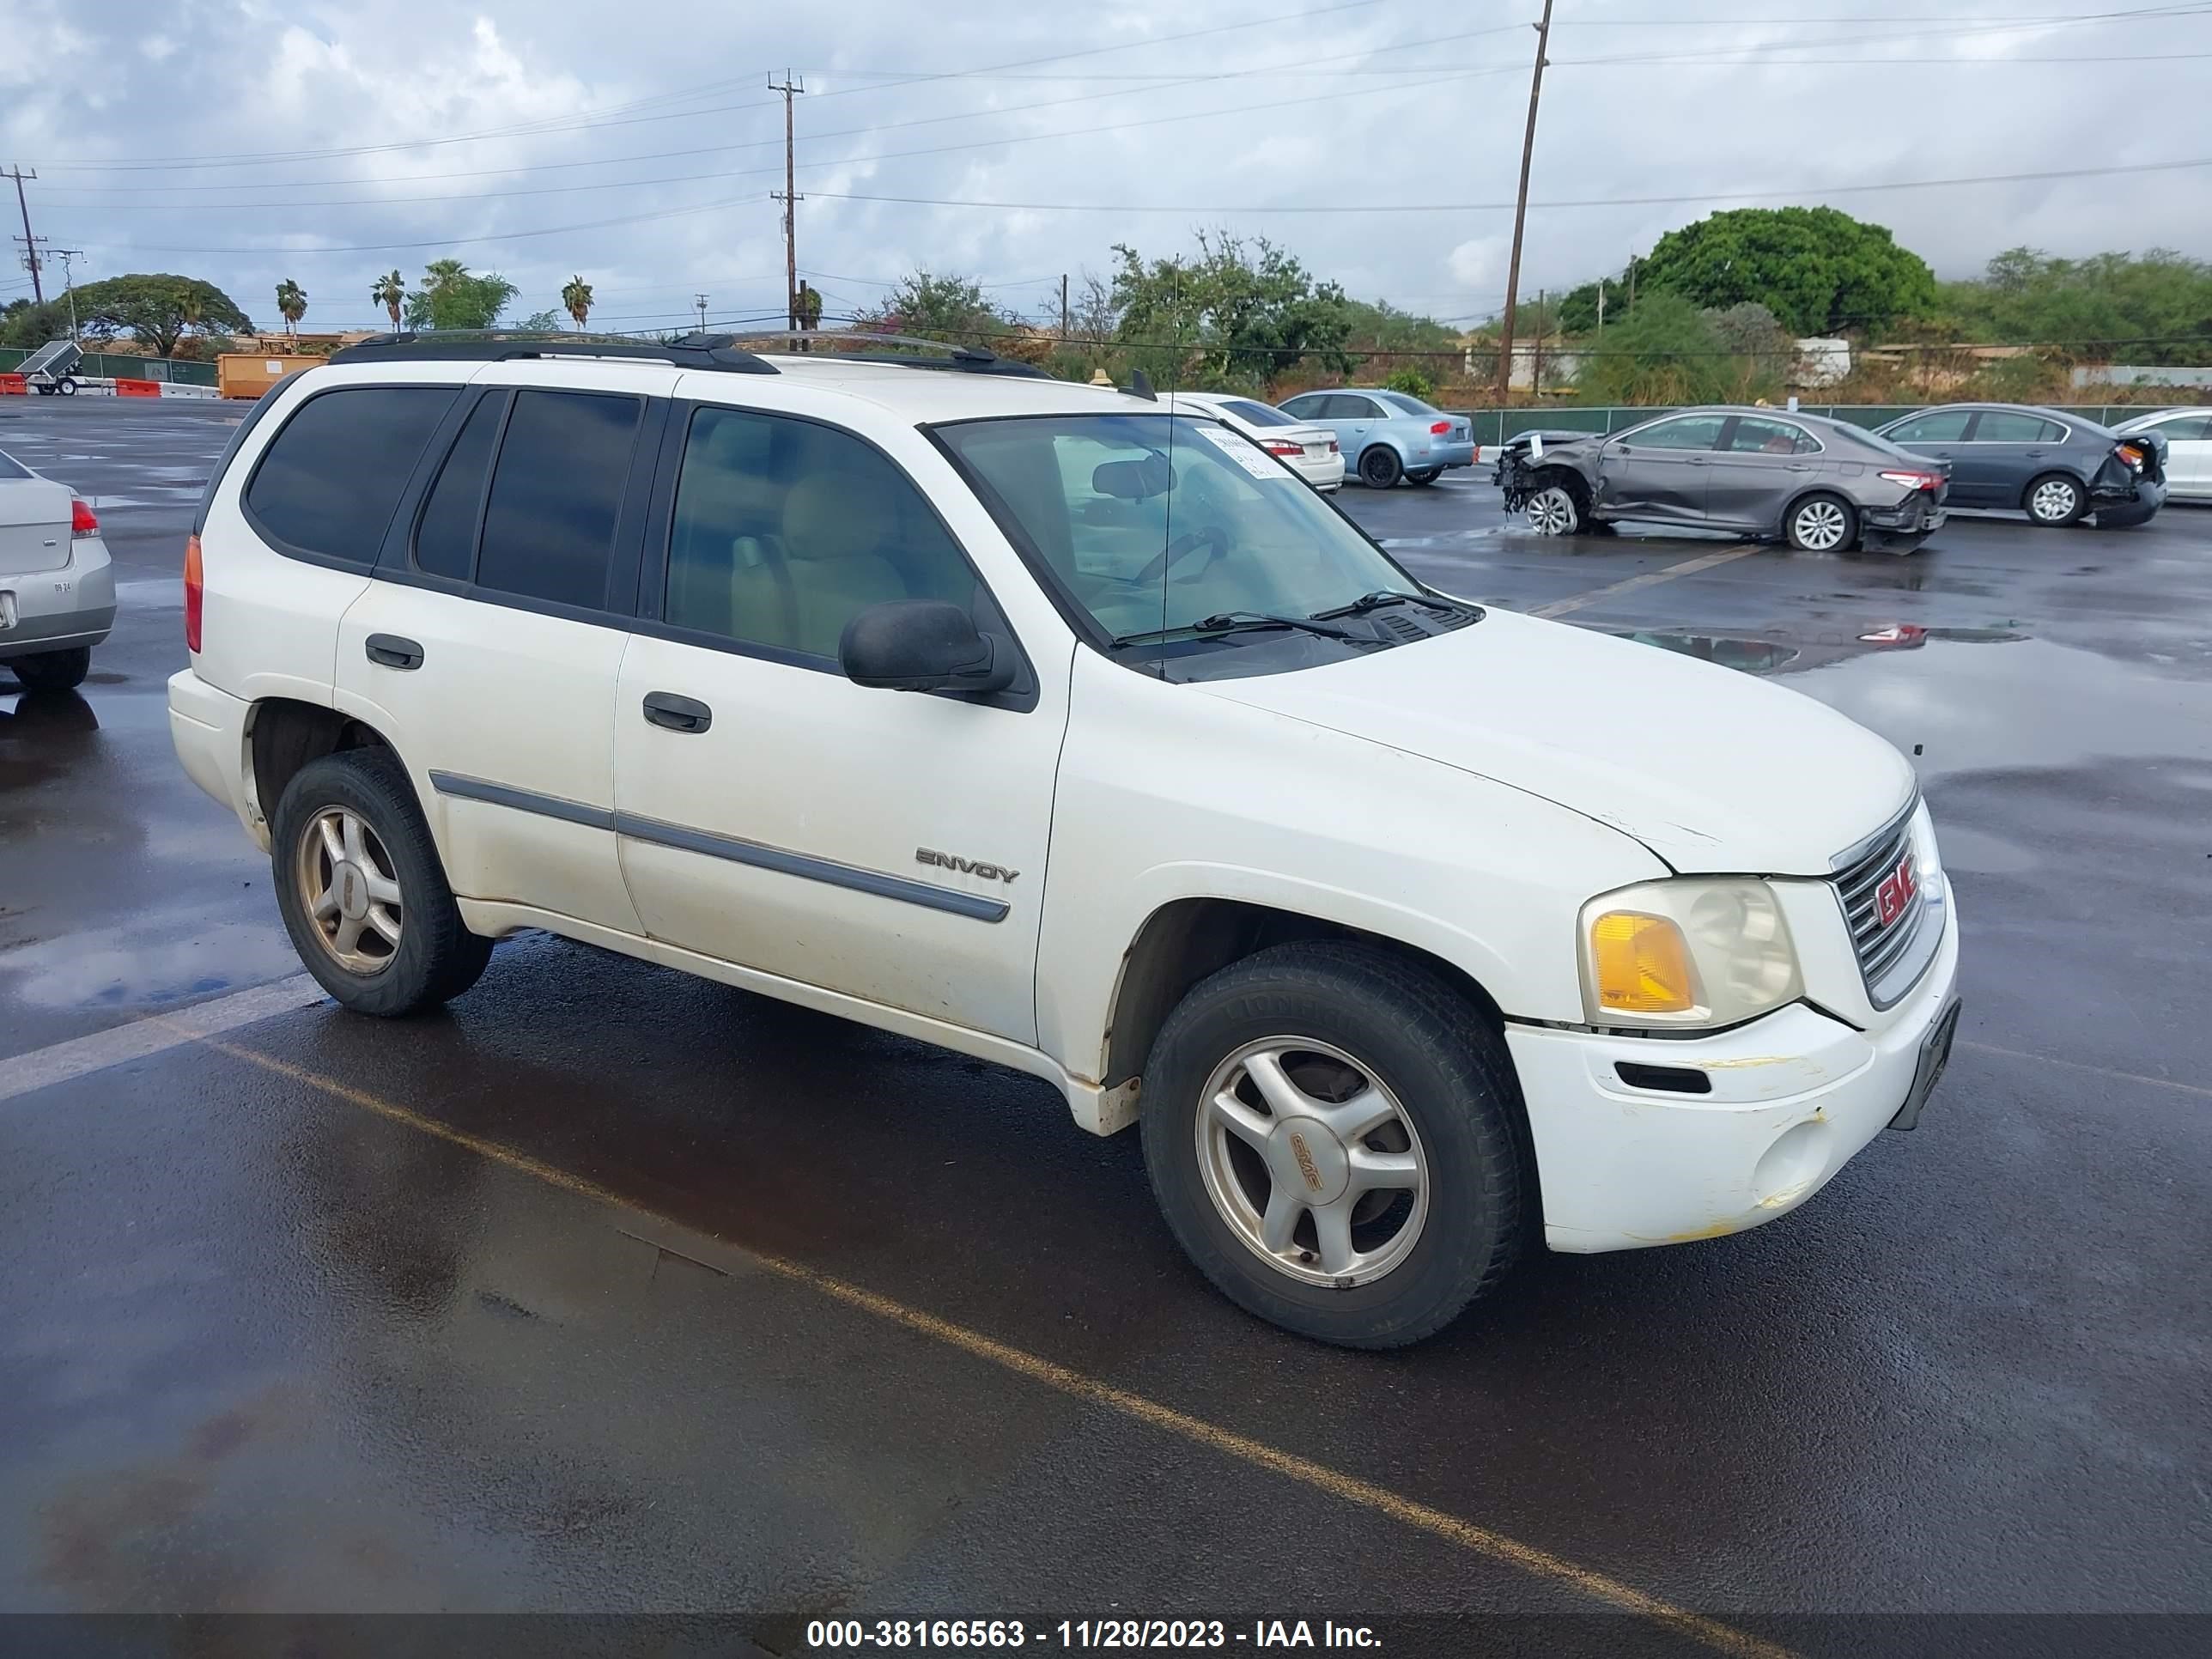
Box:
[937,413,1436,665]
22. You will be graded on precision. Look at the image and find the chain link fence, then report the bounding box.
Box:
[0,347,219,386]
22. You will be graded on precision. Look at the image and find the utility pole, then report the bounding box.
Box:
[1595,282,1605,338]
[1492,0,1553,407]
[695,293,709,332]
[4,166,41,304]
[1060,273,1070,344]
[770,73,805,332]
[51,245,82,341]
[1626,252,1636,314]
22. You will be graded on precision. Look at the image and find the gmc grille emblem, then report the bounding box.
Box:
[1875,854,1918,928]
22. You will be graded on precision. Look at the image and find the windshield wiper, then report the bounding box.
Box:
[1309,588,1473,621]
[1113,611,1360,647]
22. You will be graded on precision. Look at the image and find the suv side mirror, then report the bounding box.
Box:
[840,600,1014,695]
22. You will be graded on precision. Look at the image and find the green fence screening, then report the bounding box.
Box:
[0,348,218,386]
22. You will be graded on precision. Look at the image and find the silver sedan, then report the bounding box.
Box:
[1,447,115,690]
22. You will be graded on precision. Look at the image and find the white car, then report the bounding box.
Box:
[1,447,113,690]
[1165,391,1344,491]
[169,335,1960,1348]
[2112,406,2211,500]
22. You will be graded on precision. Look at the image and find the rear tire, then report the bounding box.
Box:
[1140,941,1525,1349]
[8,647,92,690]
[270,749,493,1017]
[1786,492,1857,552]
[1358,447,1403,489]
[1406,467,1442,485]
[58,377,77,397]
[2024,472,2085,527]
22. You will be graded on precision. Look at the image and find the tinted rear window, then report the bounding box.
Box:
[245,386,459,565]
[1224,399,1298,428]
[475,390,641,610]
[1376,392,1440,417]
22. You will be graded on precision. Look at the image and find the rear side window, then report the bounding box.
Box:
[244,386,459,565]
[1376,392,1439,418]
[476,390,642,609]
[1224,399,1297,428]
[1973,410,2058,443]
[2150,413,2212,441]
[413,392,504,580]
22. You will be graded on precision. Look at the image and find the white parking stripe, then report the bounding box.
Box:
[0,975,328,1104]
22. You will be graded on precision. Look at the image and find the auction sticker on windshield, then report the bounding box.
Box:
[1191,423,1293,480]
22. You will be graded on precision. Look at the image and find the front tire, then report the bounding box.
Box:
[8,646,92,690]
[1140,942,1525,1348]
[270,749,492,1016]
[1786,492,1856,552]
[1525,479,1583,536]
[2025,472,2085,527]
[1358,447,1403,489]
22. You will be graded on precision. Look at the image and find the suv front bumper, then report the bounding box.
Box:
[1505,880,1960,1254]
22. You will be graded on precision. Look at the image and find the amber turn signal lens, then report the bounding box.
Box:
[184,533,204,654]
[1589,911,1698,1014]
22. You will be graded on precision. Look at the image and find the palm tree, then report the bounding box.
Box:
[370,269,405,333]
[275,278,307,337]
[561,276,593,332]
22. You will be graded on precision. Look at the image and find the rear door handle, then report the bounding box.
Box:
[1786,462,1814,471]
[642,691,712,734]
[365,634,423,671]
[1686,457,1709,466]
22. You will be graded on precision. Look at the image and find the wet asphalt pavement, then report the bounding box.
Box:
[3,399,2209,1653]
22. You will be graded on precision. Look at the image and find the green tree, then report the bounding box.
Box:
[1574,293,1780,405]
[514,308,562,331]
[851,269,1007,347]
[370,269,406,331]
[402,259,519,331]
[1109,231,1352,390]
[1934,247,2212,363]
[1,296,76,349]
[1639,206,1936,337]
[561,275,593,331]
[1382,367,1437,400]
[275,278,307,337]
[70,275,252,357]
[1554,276,1629,336]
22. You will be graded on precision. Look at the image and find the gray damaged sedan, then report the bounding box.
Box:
[1493,407,1950,554]
[1873,403,2167,529]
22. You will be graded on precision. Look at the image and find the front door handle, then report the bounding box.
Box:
[1686,456,1709,466]
[365,634,423,671]
[1786,462,1814,471]
[642,691,712,734]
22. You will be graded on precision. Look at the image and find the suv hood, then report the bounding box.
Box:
[1202,609,1915,875]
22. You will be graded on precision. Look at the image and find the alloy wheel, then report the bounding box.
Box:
[295,805,404,975]
[1528,485,1578,536]
[1194,1037,1429,1287]
[2030,478,2081,523]
[1793,499,1850,550]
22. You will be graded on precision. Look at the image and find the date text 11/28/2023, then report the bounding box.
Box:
[805,1620,1382,1649]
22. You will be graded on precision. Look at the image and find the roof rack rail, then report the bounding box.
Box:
[326,331,778,375]
[721,328,1053,380]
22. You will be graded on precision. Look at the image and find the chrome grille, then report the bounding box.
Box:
[1832,808,1930,1002]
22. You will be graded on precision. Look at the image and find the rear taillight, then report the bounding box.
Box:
[2117,442,2147,471]
[1261,441,1303,456]
[1328,440,1340,453]
[70,497,98,538]
[184,532,204,654]
[1429,420,1451,434]
[1877,470,1943,491]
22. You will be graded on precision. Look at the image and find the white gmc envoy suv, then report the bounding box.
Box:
[168,334,1961,1347]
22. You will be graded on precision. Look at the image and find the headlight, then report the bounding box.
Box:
[1579,878,1802,1029]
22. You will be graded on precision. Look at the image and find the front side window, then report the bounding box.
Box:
[938,413,1425,660]
[1630,415,1727,451]
[1973,410,2055,443]
[665,405,981,660]
[246,386,459,566]
[2148,413,2211,441]
[475,390,642,609]
[1886,410,1972,444]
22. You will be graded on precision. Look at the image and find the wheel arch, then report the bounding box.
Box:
[1103,897,1510,1091]
[246,696,407,831]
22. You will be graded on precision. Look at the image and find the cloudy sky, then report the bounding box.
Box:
[3,0,2209,339]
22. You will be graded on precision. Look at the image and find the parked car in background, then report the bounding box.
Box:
[1873,403,2167,527]
[2111,407,2210,501]
[1164,392,1344,491]
[1493,407,1950,553]
[1277,388,1474,489]
[1,447,112,690]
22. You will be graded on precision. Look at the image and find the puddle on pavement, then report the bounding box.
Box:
[0,912,298,1013]
[1620,624,2033,678]
[1614,632,1801,673]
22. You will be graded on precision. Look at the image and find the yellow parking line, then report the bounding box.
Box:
[168,1024,1793,1659]
[1960,1039,2212,1101]
[1529,544,1763,620]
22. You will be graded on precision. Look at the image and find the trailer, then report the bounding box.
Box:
[20,339,83,396]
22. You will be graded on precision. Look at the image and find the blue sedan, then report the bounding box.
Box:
[1277,389,1476,488]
